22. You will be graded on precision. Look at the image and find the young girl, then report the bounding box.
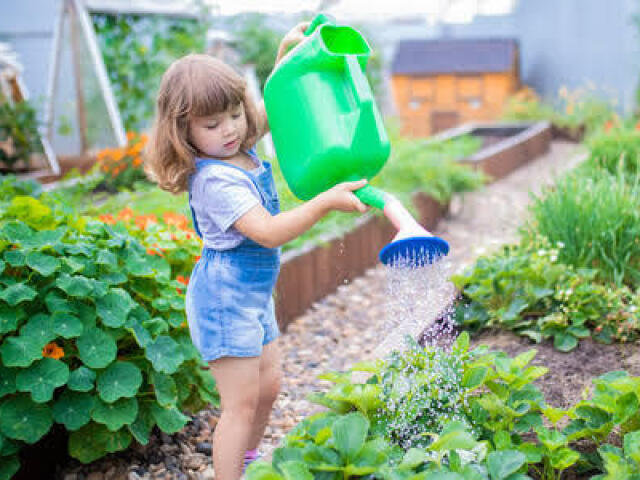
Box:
[145,22,368,480]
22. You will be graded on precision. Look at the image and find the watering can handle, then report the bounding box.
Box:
[354,184,387,210]
[346,55,373,108]
[304,13,334,36]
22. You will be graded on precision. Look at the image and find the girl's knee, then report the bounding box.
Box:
[222,395,260,422]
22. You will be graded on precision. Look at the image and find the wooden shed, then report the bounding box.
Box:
[391,38,520,137]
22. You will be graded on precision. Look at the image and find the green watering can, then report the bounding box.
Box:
[264,14,449,266]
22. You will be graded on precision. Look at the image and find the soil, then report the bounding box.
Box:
[472,330,640,409]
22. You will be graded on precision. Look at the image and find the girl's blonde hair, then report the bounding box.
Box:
[145,54,260,193]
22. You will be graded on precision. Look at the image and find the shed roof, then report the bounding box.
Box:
[392,38,518,76]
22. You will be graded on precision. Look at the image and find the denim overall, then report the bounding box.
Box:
[185,151,281,361]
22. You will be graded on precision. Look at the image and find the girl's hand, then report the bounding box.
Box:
[275,21,311,64]
[319,179,369,213]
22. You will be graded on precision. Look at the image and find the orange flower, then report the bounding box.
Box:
[42,342,64,360]
[132,156,143,167]
[117,207,134,221]
[635,121,640,131]
[99,214,116,225]
[177,275,189,286]
[126,131,137,142]
[146,247,164,257]
[163,212,189,230]
[194,255,201,262]
[604,120,614,132]
[135,214,158,230]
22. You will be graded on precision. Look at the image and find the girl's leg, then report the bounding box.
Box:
[247,341,282,450]
[209,355,261,480]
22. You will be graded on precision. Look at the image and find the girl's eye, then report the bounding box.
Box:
[206,124,218,130]
[232,112,242,119]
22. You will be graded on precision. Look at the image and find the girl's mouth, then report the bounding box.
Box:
[224,139,239,148]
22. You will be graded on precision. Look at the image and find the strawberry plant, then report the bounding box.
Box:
[0,195,218,478]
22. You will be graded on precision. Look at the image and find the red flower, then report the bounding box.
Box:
[176,275,189,286]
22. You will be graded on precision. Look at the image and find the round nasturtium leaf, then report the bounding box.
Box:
[0,394,53,443]
[97,361,142,403]
[96,288,135,328]
[150,371,178,407]
[51,311,84,339]
[26,251,62,277]
[91,397,138,431]
[150,404,189,433]
[0,335,42,368]
[0,366,16,398]
[0,282,37,306]
[44,290,76,314]
[95,250,118,269]
[16,357,70,403]
[52,390,96,431]
[19,313,56,348]
[128,401,155,445]
[69,422,132,464]
[3,250,25,267]
[76,328,117,369]
[0,453,20,480]
[145,336,185,374]
[0,221,33,245]
[0,305,25,335]
[55,274,93,297]
[68,366,96,392]
[123,318,152,348]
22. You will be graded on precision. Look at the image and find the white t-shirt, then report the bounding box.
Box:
[190,158,265,250]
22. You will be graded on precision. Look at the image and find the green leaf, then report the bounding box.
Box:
[124,317,152,348]
[92,397,138,431]
[45,290,76,314]
[26,251,61,276]
[150,371,178,407]
[575,405,611,430]
[69,422,132,463]
[97,361,142,402]
[56,274,93,297]
[0,455,20,480]
[96,249,118,268]
[150,404,189,433]
[145,336,185,374]
[0,394,53,443]
[399,448,430,469]
[549,447,580,470]
[0,335,42,367]
[128,401,155,445]
[554,333,578,352]
[68,366,96,392]
[52,390,95,431]
[0,366,16,398]
[332,412,368,463]
[624,431,640,464]
[3,250,25,267]
[0,221,34,245]
[430,430,478,452]
[245,463,284,479]
[51,311,84,338]
[96,288,135,328]
[462,366,488,389]
[613,392,639,425]
[76,327,117,369]
[15,357,70,402]
[279,460,313,480]
[19,313,55,347]
[0,282,37,306]
[486,450,526,480]
[0,305,24,334]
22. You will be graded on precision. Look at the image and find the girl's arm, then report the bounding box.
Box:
[234,179,368,248]
[256,21,310,138]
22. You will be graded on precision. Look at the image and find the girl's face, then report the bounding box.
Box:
[188,103,247,159]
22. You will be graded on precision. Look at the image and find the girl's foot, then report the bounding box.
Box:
[243,448,260,473]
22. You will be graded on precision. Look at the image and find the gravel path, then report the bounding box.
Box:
[56,141,585,480]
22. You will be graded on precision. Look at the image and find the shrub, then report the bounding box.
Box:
[585,126,640,178]
[0,196,217,477]
[526,169,640,288]
[95,132,150,192]
[0,175,42,202]
[0,98,43,171]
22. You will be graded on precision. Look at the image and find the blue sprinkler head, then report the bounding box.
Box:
[379,236,450,267]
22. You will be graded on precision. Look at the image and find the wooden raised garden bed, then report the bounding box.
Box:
[433,121,552,181]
